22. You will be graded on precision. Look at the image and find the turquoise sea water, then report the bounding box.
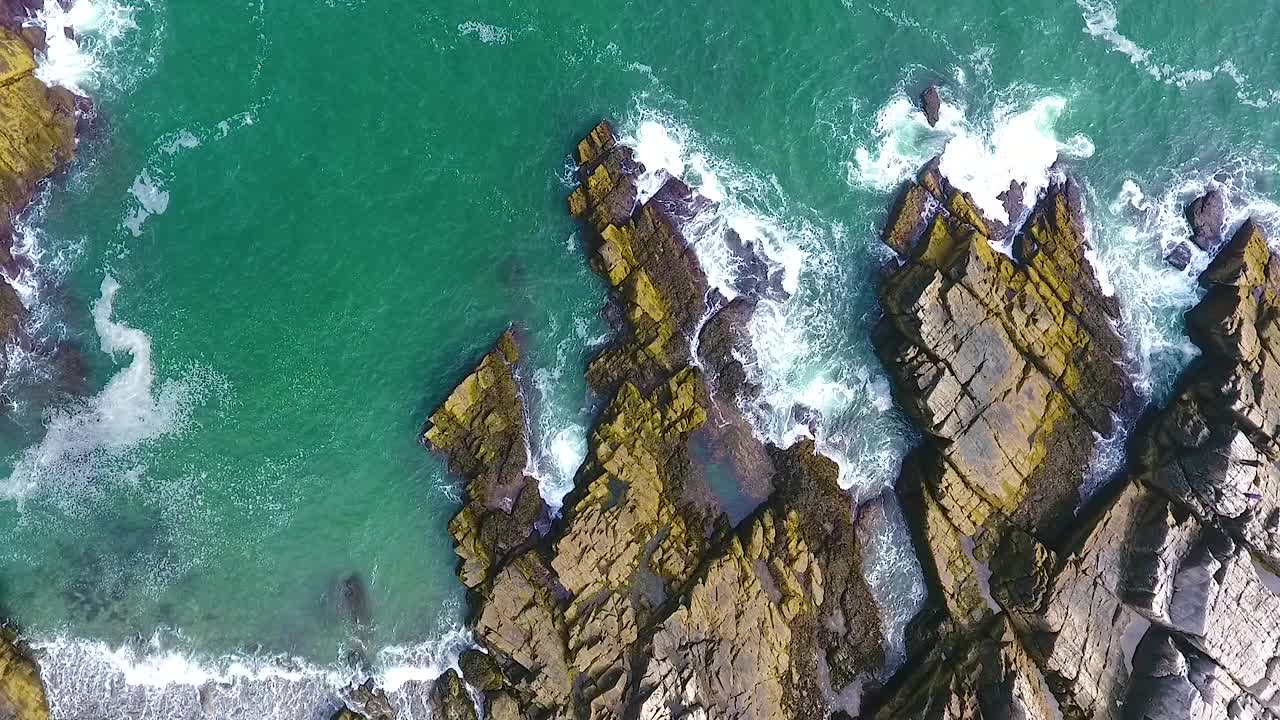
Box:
[3,0,1280,716]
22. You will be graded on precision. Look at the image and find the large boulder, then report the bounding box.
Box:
[428,669,478,720]
[1185,188,1226,251]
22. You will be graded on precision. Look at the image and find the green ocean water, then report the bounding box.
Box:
[2,0,1279,715]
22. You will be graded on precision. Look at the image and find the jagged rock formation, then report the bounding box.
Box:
[866,140,1280,719]
[423,121,885,719]
[422,329,546,588]
[875,159,1129,619]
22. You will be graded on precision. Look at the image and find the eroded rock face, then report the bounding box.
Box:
[868,168,1280,720]
[422,329,547,589]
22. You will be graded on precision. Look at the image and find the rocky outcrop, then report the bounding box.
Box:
[1186,188,1226,251]
[867,157,1280,720]
[876,160,1128,584]
[428,669,478,720]
[0,630,49,720]
[0,26,76,350]
[424,121,886,720]
[920,85,942,127]
[422,329,546,589]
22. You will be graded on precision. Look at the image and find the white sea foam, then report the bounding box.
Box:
[858,494,927,674]
[523,314,602,511]
[118,109,259,248]
[850,91,1094,226]
[124,169,170,236]
[620,111,809,298]
[0,277,210,513]
[29,0,141,95]
[1090,164,1280,399]
[457,21,510,45]
[1077,0,1280,108]
[35,625,472,720]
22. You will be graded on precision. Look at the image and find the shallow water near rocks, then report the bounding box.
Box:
[2,0,1279,715]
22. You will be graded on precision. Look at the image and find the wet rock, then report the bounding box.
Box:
[422,329,547,588]
[1164,240,1193,270]
[429,121,887,720]
[429,669,478,720]
[696,296,759,403]
[881,182,936,257]
[0,27,77,367]
[335,679,394,720]
[1185,188,1226,251]
[920,85,942,127]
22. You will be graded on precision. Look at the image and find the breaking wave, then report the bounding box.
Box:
[849,90,1094,226]
[35,624,472,720]
[27,0,163,97]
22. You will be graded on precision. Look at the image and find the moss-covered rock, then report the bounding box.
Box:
[458,649,504,692]
[870,177,1280,720]
[429,669,477,720]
